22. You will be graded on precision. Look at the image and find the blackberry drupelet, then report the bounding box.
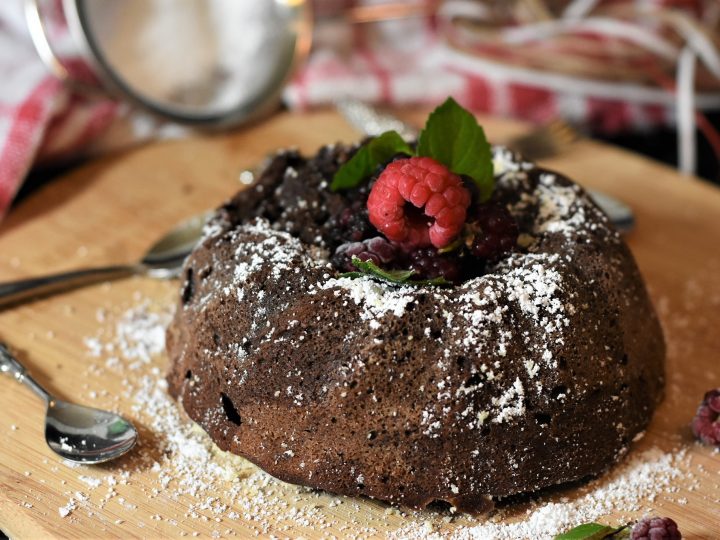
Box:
[408,248,462,282]
[332,237,399,272]
[338,205,373,242]
[467,203,519,260]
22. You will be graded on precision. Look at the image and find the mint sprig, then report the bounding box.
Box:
[331,97,494,200]
[554,523,629,540]
[330,131,412,191]
[417,97,493,201]
[341,257,450,287]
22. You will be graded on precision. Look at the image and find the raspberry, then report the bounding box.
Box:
[332,237,399,272]
[631,517,681,540]
[691,388,720,446]
[467,204,519,260]
[408,248,462,283]
[367,157,471,249]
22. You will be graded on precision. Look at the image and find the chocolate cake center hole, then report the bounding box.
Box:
[220,393,242,426]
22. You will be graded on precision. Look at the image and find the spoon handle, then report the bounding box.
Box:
[0,264,139,310]
[0,343,51,403]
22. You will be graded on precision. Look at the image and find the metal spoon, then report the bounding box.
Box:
[0,212,209,309]
[0,343,137,464]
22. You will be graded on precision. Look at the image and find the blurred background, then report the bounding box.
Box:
[1,0,719,219]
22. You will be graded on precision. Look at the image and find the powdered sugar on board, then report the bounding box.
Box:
[36,294,693,537]
[392,447,687,540]
[84,301,171,369]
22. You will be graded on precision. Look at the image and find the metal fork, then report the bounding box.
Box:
[507,119,580,161]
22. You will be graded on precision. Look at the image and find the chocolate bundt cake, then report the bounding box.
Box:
[166,114,664,513]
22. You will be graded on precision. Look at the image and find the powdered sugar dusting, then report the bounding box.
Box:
[313,251,570,426]
[318,276,417,319]
[435,251,572,424]
[231,220,316,283]
[491,378,525,424]
[533,173,587,236]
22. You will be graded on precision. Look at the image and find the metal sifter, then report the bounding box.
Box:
[25,0,313,127]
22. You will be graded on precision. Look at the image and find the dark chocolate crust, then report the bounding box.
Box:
[166,145,665,513]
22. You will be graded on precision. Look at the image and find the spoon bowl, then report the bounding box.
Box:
[141,211,211,278]
[45,400,138,464]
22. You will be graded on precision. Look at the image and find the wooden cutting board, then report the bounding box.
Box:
[1,110,719,539]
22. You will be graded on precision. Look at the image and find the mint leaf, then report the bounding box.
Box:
[331,131,413,191]
[348,257,415,283]
[341,257,451,287]
[554,523,628,540]
[416,97,494,201]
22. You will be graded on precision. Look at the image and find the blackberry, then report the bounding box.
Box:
[467,204,519,260]
[631,517,681,540]
[332,237,399,272]
[691,388,720,446]
[408,248,462,283]
[325,199,373,248]
[339,205,372,242]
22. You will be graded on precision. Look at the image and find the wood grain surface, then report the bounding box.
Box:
[0,110,719,539]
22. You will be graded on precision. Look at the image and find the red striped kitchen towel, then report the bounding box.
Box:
[0,1,120,219]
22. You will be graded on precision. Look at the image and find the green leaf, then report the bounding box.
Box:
[348,257,416,283]
[340,257,451,287]
[416,97,494,201]
[331,131,413,191]
[554,523,628,540]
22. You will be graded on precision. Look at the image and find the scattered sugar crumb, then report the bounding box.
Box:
[59,499,76,518]
[79,475,102,488]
